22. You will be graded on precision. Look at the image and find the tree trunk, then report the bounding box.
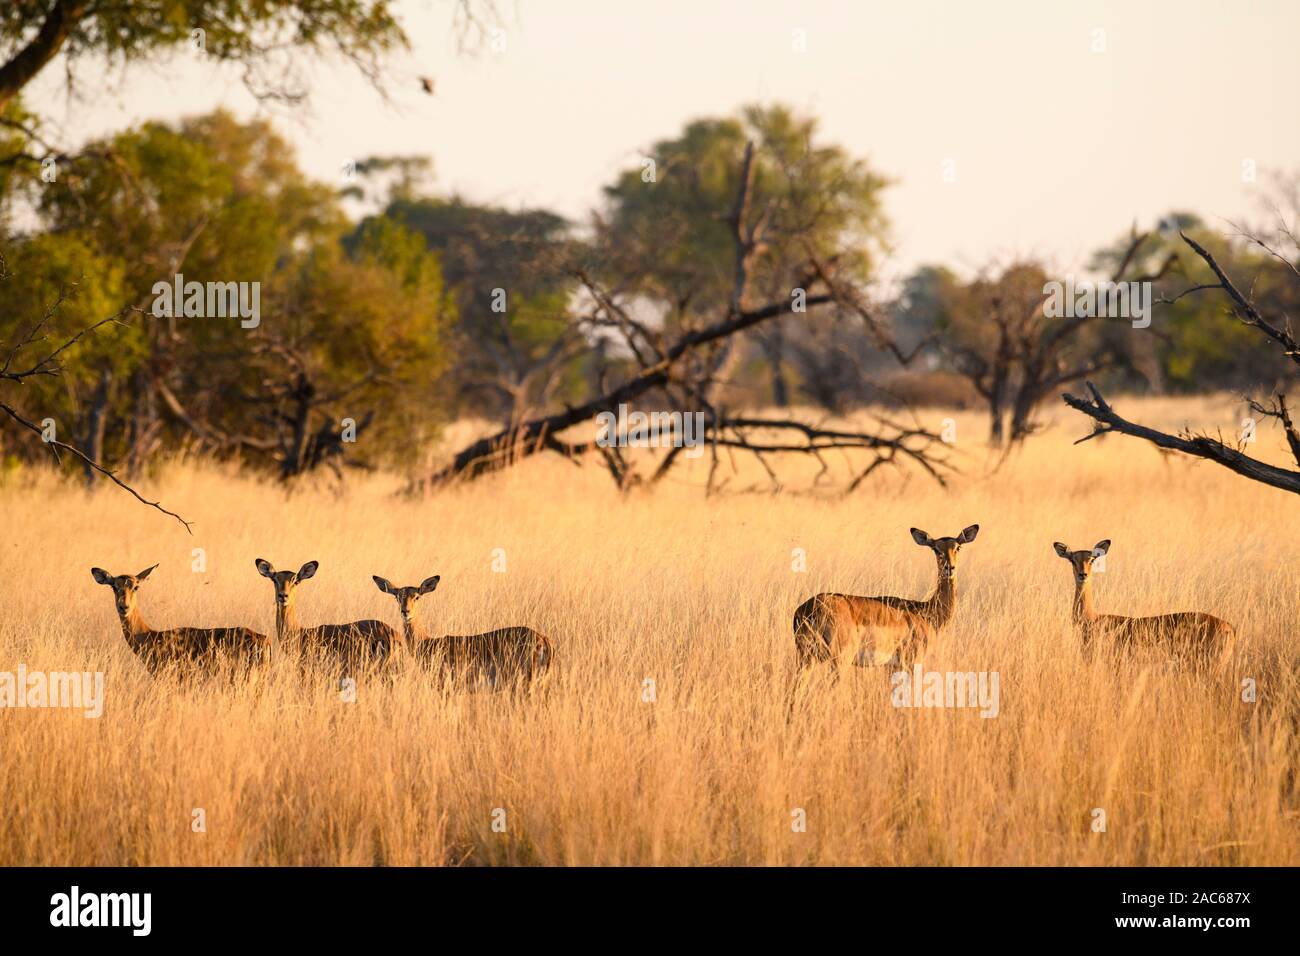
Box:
[81,369,110,486]
[0,1,86,114]
[1008,384,1042,444]
[758,330,790,408]
[987,388,1006,445]
[283,373,315,479]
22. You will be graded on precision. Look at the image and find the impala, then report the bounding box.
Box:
[792,525,980,668]
[1052,539,1236,665]
[91,565,269,677]
[372,574,552,688]
[255,559,399,673]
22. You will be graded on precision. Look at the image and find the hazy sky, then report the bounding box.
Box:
[29,0,1300,279]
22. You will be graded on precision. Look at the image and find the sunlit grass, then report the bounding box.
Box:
[0,394,1296,864]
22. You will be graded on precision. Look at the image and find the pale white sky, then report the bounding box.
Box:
[28,0,1300,279]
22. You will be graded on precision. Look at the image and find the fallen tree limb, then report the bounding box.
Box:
[1062,381,1300,496]
[409,287,844,489]
[540,413,953,494]
[1061,229,1300,497]
[411,138,945,494]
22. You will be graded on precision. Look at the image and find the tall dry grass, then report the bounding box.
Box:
[0,395,1296,865]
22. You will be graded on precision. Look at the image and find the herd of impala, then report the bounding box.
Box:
[793,525,1236,671]
[89,525,1237,687]
[89,559,552,687]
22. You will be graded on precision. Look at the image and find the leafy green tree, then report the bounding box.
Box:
[420,118,944,492]
[597,103,891,406]
[0,231,132,471]
[367,197,586,421]
[0,0,489,515]
[0,0,410,112]
[1090,214,1292,392]
[2,110,453,478]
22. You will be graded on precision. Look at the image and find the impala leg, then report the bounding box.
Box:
[786,661,822,724]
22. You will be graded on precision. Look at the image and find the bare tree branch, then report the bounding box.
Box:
[1062,382,1299,495]
[413,138,947,494]
[1176,231,1300,367]
[1063,229,1300,496]
[0,397,194,529]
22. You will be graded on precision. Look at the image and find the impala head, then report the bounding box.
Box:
[910,525,980,580]
[90,564,157,618]
[255,558,318,608]
[372,575,440,625]
[1053,539,1110,583]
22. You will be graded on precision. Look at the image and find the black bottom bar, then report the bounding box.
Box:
[1,866,1290,942]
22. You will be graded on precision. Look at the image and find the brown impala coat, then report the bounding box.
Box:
[256,559,400,673]
[793,593,935,667]
[91,565,269,677]
[793,525,979,668]
[1053,540,1236,665]
[373,574,552,688]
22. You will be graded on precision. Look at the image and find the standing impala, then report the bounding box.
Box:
[91,565,269,677]
[372,574,552,688]
[1052,539,1236,665]
[792,524,980,668]
[255,559,399,673]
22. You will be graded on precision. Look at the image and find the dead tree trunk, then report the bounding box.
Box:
[80,368,110,486]
[416,141,950,494]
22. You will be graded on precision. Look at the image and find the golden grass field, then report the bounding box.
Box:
[1,394,1297,865]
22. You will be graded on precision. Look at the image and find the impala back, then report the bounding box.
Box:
[1092,611,1235,662]
[794,593,933,667]
[134,626,270,677]
[416,627,551,688]
[299,621,400,672]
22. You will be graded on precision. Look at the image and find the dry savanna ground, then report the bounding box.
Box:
[0,394,1297,865]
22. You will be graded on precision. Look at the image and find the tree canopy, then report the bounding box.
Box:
[1,110,453,478]
[0,0,409,110]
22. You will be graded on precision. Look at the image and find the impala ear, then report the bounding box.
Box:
[910,528,932,547]
[958,524,980,544]
[418,575,441,594]
[136,564,158,581]
[297,560,318,581]
[91,567,114,586]
[1092,539,1111,556]
[255,558,274,578]
[1052,542,1070,558]
[372,575,394,594]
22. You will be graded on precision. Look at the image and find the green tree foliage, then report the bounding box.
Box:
[0,110,452,476]
[1089,214,1295,391]
[597,103,891,405]
[601,104,889,311]
[0,0,409,111]
[367,197,585,420]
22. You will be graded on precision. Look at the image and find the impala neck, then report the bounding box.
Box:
[924,567,956,628]
[403,607,430,645]
[276,598,302,649]
[119,605,150,649]
[1073,576,1097,624]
